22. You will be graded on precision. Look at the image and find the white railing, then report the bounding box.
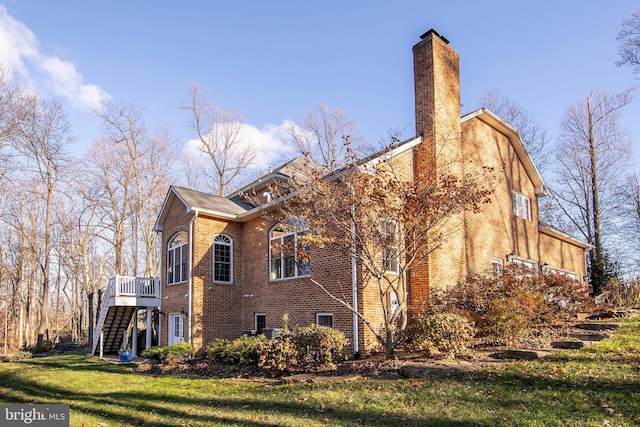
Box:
[107,276,160,299]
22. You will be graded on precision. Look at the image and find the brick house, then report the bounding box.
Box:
[153,29,590,355]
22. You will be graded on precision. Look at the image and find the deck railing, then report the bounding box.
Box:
[107,276,160,299]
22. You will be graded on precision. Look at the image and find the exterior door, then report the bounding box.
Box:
[168,313,185,345]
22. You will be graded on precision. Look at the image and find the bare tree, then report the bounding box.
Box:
[287,103,366,172]
[480,90,551,173]
[552,90,633,295]
[182,83,257,196]
[12,95,73,347]
[92,101,173,277]
[617,9,640,75]
[271,153,493,358]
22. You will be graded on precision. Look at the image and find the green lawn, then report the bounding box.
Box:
[1,317,639,427]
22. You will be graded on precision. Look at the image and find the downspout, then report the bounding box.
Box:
[351,204,359,355]
[188,209,198,345]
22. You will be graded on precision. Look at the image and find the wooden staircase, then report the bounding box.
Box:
[91,276,161,357]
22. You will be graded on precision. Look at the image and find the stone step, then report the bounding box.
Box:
[574,323,620,331]
[497,349,553,360]
[551,341,585,350]
[566,331,610,342]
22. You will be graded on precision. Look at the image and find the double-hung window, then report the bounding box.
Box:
[381,219,399,274]
[167,232,188,284]
[213,234,232,283]
[270,221,310,280]
[512,191,531,221]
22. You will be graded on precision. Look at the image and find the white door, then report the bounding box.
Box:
[169,313,185,345]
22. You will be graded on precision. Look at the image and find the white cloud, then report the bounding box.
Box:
[184,120,296,174]
[0,6,110,111]
[240,120,297,171]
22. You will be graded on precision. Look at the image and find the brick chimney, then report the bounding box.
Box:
[409,29,464,316]
[413,29,462,181]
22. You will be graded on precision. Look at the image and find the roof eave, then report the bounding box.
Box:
[462,109,547,197]
[539,222,592,250]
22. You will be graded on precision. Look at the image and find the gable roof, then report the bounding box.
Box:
[153,186,253,231]
[461,108,547,197]
[228,157,321,201]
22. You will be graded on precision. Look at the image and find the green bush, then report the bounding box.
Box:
[140,346,164,362]
[141,342,194,364]
[410,312,475,359]
[205,335,265,366]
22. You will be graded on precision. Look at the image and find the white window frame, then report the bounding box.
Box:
[544,265,580,281]
[269,221,310,280]
[316,313,334,328]
[512,191,532,221]
[509,255,538,274]
[255,313,266,332]
[213,234,233,283]
[167,232,188,285]
[168,313,185,345]
[381,219,399,274]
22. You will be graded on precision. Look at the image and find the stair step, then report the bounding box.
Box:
[574,323,620,331]
[566,331,610,341]
[551,341,586,349]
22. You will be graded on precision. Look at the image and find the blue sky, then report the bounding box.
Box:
[1,1,638,173]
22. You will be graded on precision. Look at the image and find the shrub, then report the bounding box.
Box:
[11,351,33,361]
[140,346,165,362]
[291,325,348,369]
[409,312,475,359]
[23,341,54,355]
[141,342,194,364]
[205,335,265,366]
[256,336,299,376]
[431,265,594,344]
[255,325,348,375]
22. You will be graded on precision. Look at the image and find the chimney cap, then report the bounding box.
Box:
[420,28,449,44]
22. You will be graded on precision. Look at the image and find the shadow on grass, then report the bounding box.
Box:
[1,353,640,426]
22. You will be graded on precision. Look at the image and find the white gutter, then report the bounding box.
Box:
[350,204,359,355]
[188,209,198,345]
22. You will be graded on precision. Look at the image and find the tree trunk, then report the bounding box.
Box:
[87,292,94,350]
[588,95,605,296]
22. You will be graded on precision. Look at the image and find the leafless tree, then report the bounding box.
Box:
[12,95,73,348]
[617,9,640,75]
[287,103,367,172]
[182,83,257,196]
[551,89,633,295]
[480,90,551,173]
[92,101,174,277]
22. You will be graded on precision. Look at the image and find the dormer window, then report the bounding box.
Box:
[512,191,531,221]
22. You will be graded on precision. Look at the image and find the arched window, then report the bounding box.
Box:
[269,220,310,280]
[213,234,232,283]
[167,232,188,284]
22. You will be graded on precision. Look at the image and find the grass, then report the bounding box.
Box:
[0,317,639,426]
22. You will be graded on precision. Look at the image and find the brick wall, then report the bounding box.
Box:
[158,196,191,347]
[191,214,243,350]
[240,216,359,353]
